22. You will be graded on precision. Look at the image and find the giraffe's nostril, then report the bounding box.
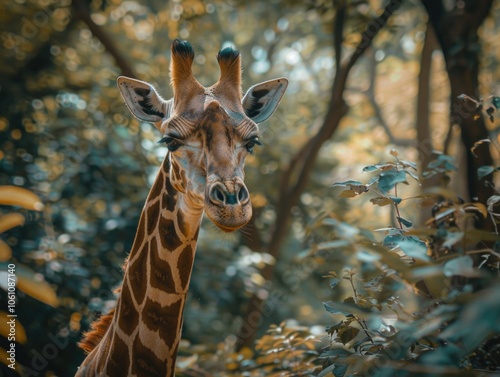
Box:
[237,186,248,203]
[209,184,227,206]
[215,188,225,202]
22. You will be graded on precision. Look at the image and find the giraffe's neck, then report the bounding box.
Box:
[78,154,203,377]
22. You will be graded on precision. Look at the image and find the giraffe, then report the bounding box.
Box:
[75,39,288,377]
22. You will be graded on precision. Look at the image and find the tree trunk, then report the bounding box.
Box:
[417,22,439,224]
[420,0,494,206]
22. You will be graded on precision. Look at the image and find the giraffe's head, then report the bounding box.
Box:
[117,40,287,232]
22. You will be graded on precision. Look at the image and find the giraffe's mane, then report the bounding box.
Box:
[78,262,127,354]
[78,307,116,354]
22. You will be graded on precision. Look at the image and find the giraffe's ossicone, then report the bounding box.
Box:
[75,39,287,377]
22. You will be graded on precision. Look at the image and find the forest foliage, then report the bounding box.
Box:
[1,0,500,376]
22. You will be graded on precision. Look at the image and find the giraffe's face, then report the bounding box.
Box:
[162,100,260,231]
[117,40,288,232]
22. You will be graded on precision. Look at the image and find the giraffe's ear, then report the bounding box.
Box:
[242,78,288,124]
[117,76,173,124]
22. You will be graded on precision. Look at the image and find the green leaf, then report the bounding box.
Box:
[389,196,402,204]
[323,301,349,315]
[398,236,428,260]
[492,96,500,109]
[332,180,363,187]
[330,277,340,288]
[397,216,412,228]
[404,169,420,182]
[383,234,428,260]
[378,170,407,192]
[325,320,343,335]
[383,234,403,249]
[477,165,495,180]
[443,255,480,278]
[401,160,417,170]
[363,165,378,172]
[442,231,464,248]
[427,154,457,171]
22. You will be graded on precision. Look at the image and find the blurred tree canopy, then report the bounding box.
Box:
[1,0,500,376]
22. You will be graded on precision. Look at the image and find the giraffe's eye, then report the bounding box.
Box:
[158,136,181,151]
[245,138,262,153]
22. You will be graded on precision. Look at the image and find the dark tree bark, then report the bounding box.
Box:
[420,0,494,205]
[416,22,441,225]
[236,0,403,349]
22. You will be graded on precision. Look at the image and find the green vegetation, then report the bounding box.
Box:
[1,0,499,375]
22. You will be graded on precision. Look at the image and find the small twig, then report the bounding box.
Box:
[394,184,404,229]
[347,272,374,344]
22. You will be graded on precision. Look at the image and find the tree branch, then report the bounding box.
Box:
[366,49,413,147]
[72,0,136,78]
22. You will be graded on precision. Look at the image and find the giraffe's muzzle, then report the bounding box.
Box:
[205,180,252,232]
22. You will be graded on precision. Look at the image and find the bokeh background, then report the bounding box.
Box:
[1,0,500,376]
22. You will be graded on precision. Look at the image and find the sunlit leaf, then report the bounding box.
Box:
[370,196,392,206]
[471,139,491,158]
[0,186,44,211]
[339,189,356,198]
[443,256,481,278]
[433,207,455,221]
[398,236,428,260]
[442,231,464,248]
[0,213,25,234]
[176,354,198,369]
[401,160,417,170]
[383,234,428,260]
[0,240,12,262]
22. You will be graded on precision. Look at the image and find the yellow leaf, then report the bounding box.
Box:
[0,311,27,344]
[225,361,239,370]
[0,239,12,261]
[0,186,44,211]
[239,346,254,359]
[370,197,392,206]
[339,190,356,198]
[0,213,25,234]
[15,265,59,307]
